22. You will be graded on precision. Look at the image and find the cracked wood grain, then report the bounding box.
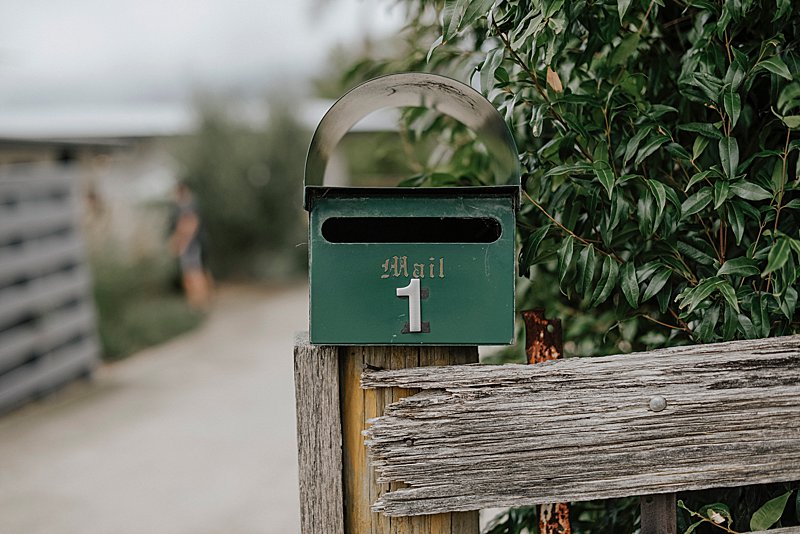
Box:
[340,343,480,533]
[362,335,800,517]
[294,333,344,534]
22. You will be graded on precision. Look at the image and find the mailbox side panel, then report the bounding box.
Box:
[309,195,515,345]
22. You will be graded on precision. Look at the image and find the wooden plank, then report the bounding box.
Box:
[640,494,676,534]
[0,203,76,242]
[0,236,83,283]
[0,267,90,326]
[293,334,345,534]
[0,169,71,201]
[0,336,98,413]
[362,335,800,516]
[0,303,95,373]
[339,343,479,533]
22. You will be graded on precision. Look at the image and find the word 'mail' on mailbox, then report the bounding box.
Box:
[305,73,521,345]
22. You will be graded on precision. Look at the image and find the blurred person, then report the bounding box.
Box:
[169,182,212,310]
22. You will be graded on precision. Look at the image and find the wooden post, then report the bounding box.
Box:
[640,494,677,534]
[523,309,571,534]
[294,334,345,534]
[341,344,480,534]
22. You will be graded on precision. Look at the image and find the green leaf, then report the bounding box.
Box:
[775,0,792,19]
[637,261,661,281]
[717,282,739,312]
[723,303,738,340]
[442,0,468,41]
[647,179,667,220]
[682,187,713,218]
[718,257,759,276]
[730,180,772,201]
[624,127,652,165]
[609,33,640,66]
[576,244,596,297]
[778,82,800,113]
[739,313,757,338]
[543,0,565,18]
[590,255,619,307]
[677,240,716,265]
[719,136,739,179]
[724,54,747,90]
[714,179,730,209]
[665,142,692,161]
[750,490,793,531]
[461,0,495,29]
[593,161,616,199]
[759,55,793,80]
[692,136,710,161]
[617,0,632,23]
[621,262,639,308]
[520,224,551,272]
[695,303,720,342]
[544,162,593,177]
[678,276,723,313]
[723,85,742,129]
[678,123,723,139]
[557,236,574,286]
[635,135,670,166]
[642,266,671,302]
[782,286,799,320]
[426,35,444,63]
[529,103,547,137]
[728,201,746,245]
[480,48,504,93]
[685,170,712,191]
[783,115,800,129]
[752,293,770,337]
[763,238,792,275]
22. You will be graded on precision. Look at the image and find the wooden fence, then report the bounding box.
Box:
[295,334,800,533]
[0,163,99,413]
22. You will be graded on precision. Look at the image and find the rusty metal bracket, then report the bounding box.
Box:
[522,309,571,534]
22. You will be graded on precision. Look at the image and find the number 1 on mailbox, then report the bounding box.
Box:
[304,73,521,345]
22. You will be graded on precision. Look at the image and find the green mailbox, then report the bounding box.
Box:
[305,73,520,345]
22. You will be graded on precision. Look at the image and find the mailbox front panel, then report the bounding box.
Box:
[309,195,515,345]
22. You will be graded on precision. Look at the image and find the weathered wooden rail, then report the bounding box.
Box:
[362,336,800,521]
[295,334,800,533]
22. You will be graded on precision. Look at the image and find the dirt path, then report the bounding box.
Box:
[0,282,308,534]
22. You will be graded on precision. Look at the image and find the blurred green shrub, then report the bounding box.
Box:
[91,247,203,361]
[176,101,308,280]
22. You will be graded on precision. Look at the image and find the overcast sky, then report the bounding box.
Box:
[0,0,403,109]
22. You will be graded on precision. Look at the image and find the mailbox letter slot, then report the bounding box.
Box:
[321,217,502,244]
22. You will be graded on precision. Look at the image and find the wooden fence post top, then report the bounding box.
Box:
[294,335,480,534]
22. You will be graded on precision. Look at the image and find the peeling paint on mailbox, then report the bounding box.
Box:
[304,73,521,345]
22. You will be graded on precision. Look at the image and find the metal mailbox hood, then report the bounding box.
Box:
[303,72,521,209]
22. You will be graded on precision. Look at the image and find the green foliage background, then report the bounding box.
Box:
[177,101,308,280]
[338,0,800,530]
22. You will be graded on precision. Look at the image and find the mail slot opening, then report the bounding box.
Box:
[321,217,502,243]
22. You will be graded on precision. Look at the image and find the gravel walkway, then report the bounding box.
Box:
[0,283,308,534]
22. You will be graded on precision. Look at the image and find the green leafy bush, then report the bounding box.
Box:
[177,101,308,280]
[344,0,800,530]
[92,248,204,361]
